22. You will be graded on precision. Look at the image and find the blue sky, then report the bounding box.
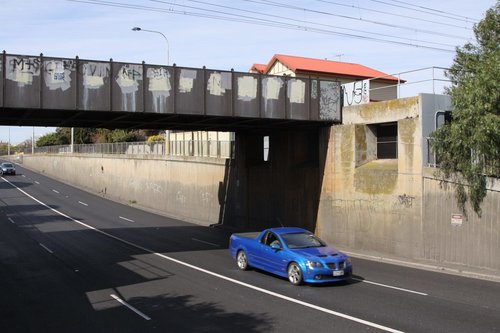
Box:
[0,0,495,144]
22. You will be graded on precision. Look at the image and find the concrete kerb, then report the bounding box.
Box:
[343,250,500,284]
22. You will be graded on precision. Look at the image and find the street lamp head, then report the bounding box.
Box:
[130,27,170,65]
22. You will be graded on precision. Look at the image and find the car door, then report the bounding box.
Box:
[255,231,287,275]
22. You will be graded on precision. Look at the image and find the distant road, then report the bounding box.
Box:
[1,162,499,332]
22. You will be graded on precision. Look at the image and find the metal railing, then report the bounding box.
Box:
[30,140,234,159]
[343,67,452,107]
[370,66,451,98]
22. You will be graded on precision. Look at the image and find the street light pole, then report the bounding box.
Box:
[32,127,35,154]
[132,27,170,65]
[7,127,10,156]
[132,26,171,155]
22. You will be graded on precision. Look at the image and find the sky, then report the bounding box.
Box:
[0,0,495,144]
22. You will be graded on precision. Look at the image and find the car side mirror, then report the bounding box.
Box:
[270,243,281,250]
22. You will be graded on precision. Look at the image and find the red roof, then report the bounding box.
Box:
[250,63,267,73]
[255,54,401,82]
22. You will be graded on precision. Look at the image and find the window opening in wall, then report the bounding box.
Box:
[376,122,397,159]
[263,136,270,161]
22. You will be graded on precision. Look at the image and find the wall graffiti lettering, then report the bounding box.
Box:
[6,56,41,86]
[331,198,385,213]
[147,67,171,93]
[147,67,171,112]
[120,66,142,80]
[44,60,75,91]
[397,194,415,208]
[176,190,187,205]
[342,80,370,106]
[145,181,162,194]
[82,62,109,89]
[200,190,212,205]
[116,64,142,94]
[319,81,341,120]
[9,57,41,73]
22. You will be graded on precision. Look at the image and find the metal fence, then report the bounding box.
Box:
[31,140,234,159]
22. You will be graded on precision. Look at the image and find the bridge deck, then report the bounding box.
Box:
[0,53,341,130]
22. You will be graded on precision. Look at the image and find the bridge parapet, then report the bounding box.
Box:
[0,52,341,130]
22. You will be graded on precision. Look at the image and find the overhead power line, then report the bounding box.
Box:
[178,0,458,48]
[313,0,473,30]
[68,0,458,52]
[368,0,480,23]
[244,0,468,40]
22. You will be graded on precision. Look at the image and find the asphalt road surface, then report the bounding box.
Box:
[1,161,499,332]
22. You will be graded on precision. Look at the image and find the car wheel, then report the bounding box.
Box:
[236,250,249,270]
[288,262,303,285]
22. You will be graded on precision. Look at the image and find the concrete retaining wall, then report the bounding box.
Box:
[317,95,500,277]
[422,172,500,272]
[21,154,227,226]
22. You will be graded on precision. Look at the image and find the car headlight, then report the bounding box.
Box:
[305,261,323,269]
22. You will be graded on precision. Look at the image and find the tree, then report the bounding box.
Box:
[430,3,500,217]
[37,132,62,146]
[0,142,8,155]
[147,134,165,142]
[109,129,145,143]
[37,128,99,146]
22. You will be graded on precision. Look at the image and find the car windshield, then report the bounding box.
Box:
[2,163,13,168]
[281,232,326,249]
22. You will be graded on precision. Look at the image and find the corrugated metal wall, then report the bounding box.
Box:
[423,176,500,271]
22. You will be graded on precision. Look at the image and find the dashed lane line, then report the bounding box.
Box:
[110,294,151,321]
[39,243,54,254]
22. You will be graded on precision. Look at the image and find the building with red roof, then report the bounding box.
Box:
[250,54,403,103]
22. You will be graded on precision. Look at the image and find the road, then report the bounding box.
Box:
[1,161,499,332]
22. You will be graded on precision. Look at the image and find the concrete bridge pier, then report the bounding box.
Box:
[221,128,330,232]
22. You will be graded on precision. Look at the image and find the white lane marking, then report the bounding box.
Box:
[110,294,151,321]
[52,189,60,194]
[351,278,428,296]
[78,201,89,206]
[22,175,26,178]
[5,178,404,333]
[8,217,15,224]
[34,181,40,184]
[192,238,220,247]
[39,243,54,254]
[119,216,135,223]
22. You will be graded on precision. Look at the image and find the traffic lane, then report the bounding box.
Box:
[3,170,500,332]
[9,163,226,241]
[0,208,155,333]
[175,250,500,333]
[0,195,385,332]
[352,257,500,312]
[3,172,232,255]
[1,175,405,332]
[107,252,387,332]
[3,166,233,257]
